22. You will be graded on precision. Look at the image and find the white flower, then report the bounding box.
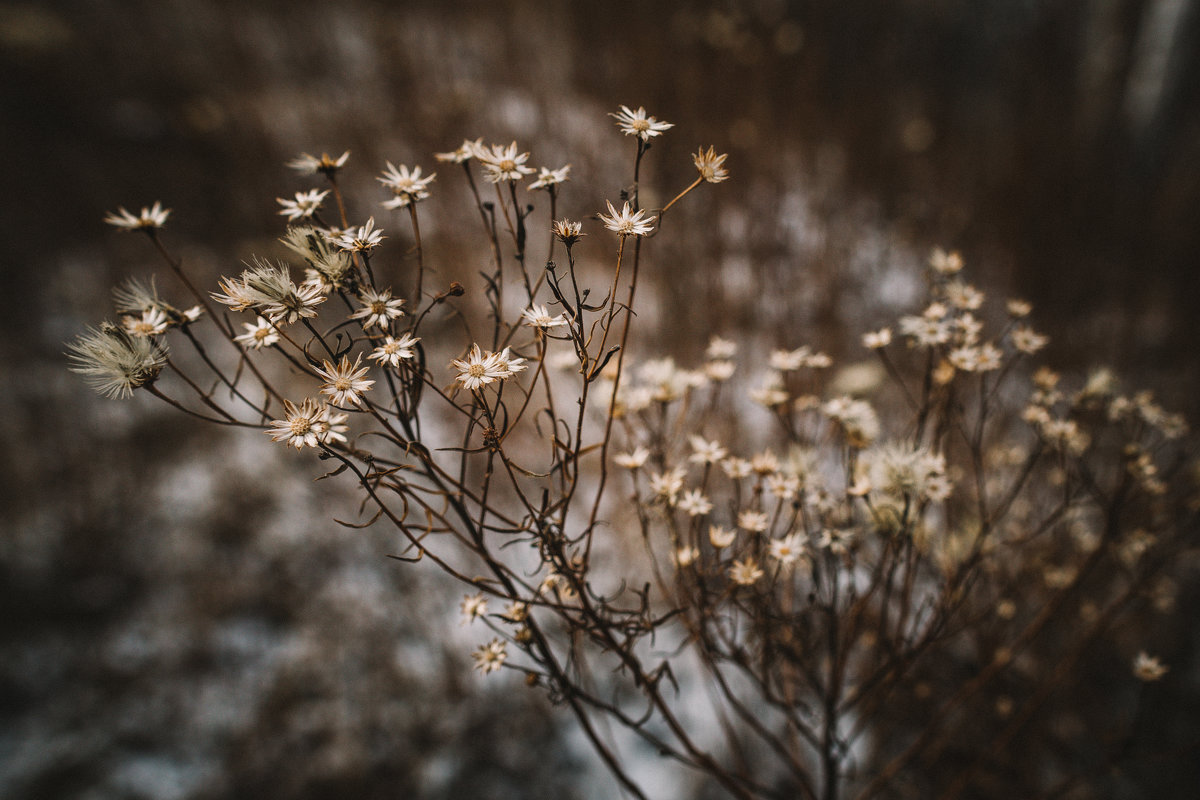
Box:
[738,510,770,533]
[722,458,753,479]
[1132,651,1168,682]
[728,558,763,586]
[368,333,420,367]
[610,105,674,141]
[1006,298,1032,318]
[435,138,482,164]
[67,324,167,398]
[477,141,535,183]
[234,317,280,350]
[494,347,528,378]
[528,165,571,191]
[692,146,729,183]
[1011,325,1048,354]
[461,593,488,624]
[614,447,650,469]
[675,547,700,568]
[689,436,727,465]
[929,247,963,275]
[769,533,806,566]
[334,218,386,252]
[266,398,328,450]
[316,355,375,407]
[104,201,170,231]
[598,200,656,237]
[473,639,507,675]
[287,151,349,175]
[522,304,568,329]
[378,162,435,208]
[350,287,406,329]
[677,489,713,517]
[649,468,687,504]
[770,347,810,372]
[452,344,509,390]
[706,336,737,360]
[862,328,892,349]
[121,308,170,337]
[708,525,736,549]
[277,189,329,220]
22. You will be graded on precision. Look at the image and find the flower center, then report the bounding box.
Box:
[631,119,650,132]
[468,363,487,378]
[499,159,516,172]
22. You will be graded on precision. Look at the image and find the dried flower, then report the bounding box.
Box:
[729,558,764,586]
[378,162,435,208]
[477,141,535,183]
[316,355,375,407]
[598,200,656,237]
[692,146,729,183]
[277,189,329,221]
[67,324,167,398]
[1132,651,1168,682]
[610,105,674,141]
[473,639,508,675]
[234,317,280,350]
[105,201,170,232]
[368,333,420,368]
[350,287,406,329]
[334,218,386,253]
[528,165,571,191]
[287,151,349,176]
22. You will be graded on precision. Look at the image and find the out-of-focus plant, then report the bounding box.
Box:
[70,106,1197,800]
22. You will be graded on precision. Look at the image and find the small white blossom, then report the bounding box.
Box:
[729,558,763,586]
[350,287,406,329]
[277,189,329,220]
[473,639,507,675]
[477,141,535,183]
[104,201,170,231]
[368,333,420,367]
[287,151,349,175]
[234,317,280,350]
[610,105,674,141]
[316,355,375,407]
[528,165,571,191]
[692,146,729,183]
[615,447,650,469]
[677,489,713,517]
[598,200,656,237]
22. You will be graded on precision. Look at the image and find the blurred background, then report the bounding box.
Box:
[3,0,1199,797]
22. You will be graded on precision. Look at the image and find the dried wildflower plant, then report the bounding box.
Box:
[70,107,1198,800]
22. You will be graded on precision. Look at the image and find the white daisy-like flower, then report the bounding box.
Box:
[615,447,650,469]
[350,287,405,329]
[473,639,507,675]
[316,354,375,407]
[368,333,420,368]
[277,189,329,221]
[104,201,170,231]
[610,105,674,141]
[528,165,571,191]
[234,317,280,350]
[818,528,853,555]
[770,347,810,372]
[722,458,753,480]
[521,304,568,329]
[738,509,770,533]
[266,398,327,450]
[494,347,528,378]
[706,336,737,360]
[692,146,729,183]
[728,558,763,586]
[435,138,483,163]
[121,308,170,337]
[1011,325,1048,354]
[378,162,435,208]
[287,151,349,175]
[945,280,984,310]
[334,218,386,253]
[705,360,735,381]
[768,533,806,566]
[708,525,736,549]
[929,247,963,275]
[675,546,700,568]
[1006,298,1033,318]
[649,468,687,504]
[477,141,535,183]
[319,405,349,444]
[1132,651,1168,682]
[67,324,167,398]
[452,344,509,390]
[688,435,727,465]
[598,200,656,237]
[461,593,488,624]
[231,260,327,324]
[862,328,892,349]
[677,489,713,517]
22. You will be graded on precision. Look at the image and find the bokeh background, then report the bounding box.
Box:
[4,1,1199,798]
